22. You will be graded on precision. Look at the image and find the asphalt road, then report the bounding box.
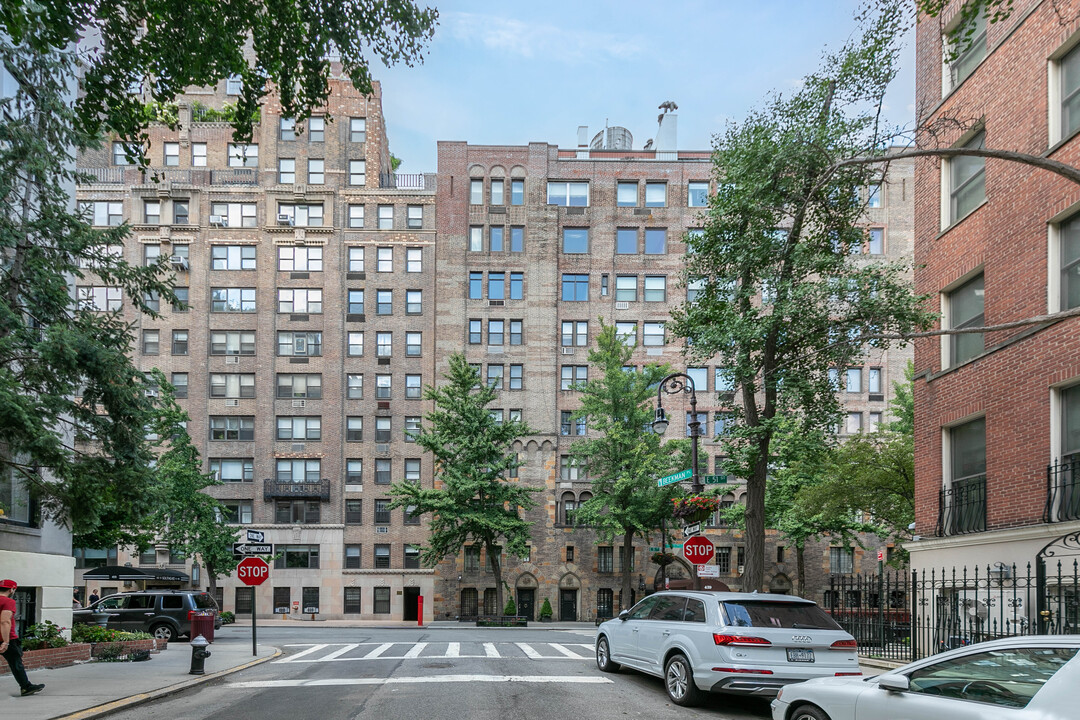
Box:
[104,626,774,720]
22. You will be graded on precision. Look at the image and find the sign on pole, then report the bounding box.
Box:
[697,564,720,578]
[702,474,728,485]
[233,543,273,556]
[683,536,715,564]
[236,556,269,658]
[246,530,266,543]
[658,469,693,487]
[683,523,701,538]
[877,550,884,562]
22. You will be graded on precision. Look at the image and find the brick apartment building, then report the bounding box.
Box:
[907,0,1080,584]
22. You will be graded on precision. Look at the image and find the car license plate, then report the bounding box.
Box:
[787,648,815,663]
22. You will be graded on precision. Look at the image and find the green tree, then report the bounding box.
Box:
[570,322,682,610]
[389,354,538,614]
[670,1,936,591]
[147,370,238,598]
[1,0,438,158]
[0,28,176,546]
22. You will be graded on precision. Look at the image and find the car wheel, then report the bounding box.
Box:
[664,653,704,707]
[150,623,176,642]
[596,636,621,672]
[789,704,831,720]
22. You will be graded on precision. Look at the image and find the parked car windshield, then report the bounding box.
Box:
[907,646,1078,708]
[192,592,218,610]
[720,600,842,630]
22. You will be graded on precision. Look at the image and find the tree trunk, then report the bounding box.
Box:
[743,440,769,592]
[488,541,503,614]
[620,529,635,611]
[796,542,806,598]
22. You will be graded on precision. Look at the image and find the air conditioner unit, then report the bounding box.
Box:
[615,301,629,310]
[145,389,158,397]
[560,347,575,355]
[277,213,294,226]
[292,399,306,408]
[169,255,189,270]
[737,565,744,574]
[375,526,389,534]
[225,356,240,365]
[225,398,240,407]
[376,443,390,453]
[209,215,227,227]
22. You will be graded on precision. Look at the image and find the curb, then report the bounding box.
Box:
[858,656,907,670]
[48,647,282,720]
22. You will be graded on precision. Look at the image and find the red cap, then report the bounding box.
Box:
[0,579,16,590]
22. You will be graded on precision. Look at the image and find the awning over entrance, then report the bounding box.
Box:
[81,565,190,582]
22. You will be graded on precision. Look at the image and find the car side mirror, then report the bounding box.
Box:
[878,675,910,692]
[618,610,630,621]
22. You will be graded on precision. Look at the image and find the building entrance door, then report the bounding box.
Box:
[517,589,535,621]
[403,587,420,621]
[560,589,577,621]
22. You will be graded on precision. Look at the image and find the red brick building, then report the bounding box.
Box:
[908,1,1080,584]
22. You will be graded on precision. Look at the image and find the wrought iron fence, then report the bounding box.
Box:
[937,474,986,536]
[829,559,1080,662]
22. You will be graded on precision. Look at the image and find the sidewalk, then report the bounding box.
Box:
[1,633,278,720]
[230,617,601,631]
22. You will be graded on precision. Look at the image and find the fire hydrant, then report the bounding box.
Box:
[189,634,211,675]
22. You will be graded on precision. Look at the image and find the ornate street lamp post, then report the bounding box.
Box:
[651,372,703,494]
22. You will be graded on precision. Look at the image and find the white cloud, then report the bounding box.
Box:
[445,11,645,62]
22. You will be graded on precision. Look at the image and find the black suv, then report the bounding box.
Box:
[73,589,220,641]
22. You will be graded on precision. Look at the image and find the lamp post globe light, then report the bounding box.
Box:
[651,372,703,494]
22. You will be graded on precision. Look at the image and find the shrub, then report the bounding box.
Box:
[220,611,235,624]
[539,598,553,619]
[503,597,517,616]
[22,620,68,650]
[71,625,152,644]
[94,643,126,662]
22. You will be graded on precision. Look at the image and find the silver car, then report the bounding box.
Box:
[595,591,860,706]
[770,636,1080,720]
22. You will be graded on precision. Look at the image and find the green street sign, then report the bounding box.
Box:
[658,468,693,486]
[703,474,728,485]
[649,544,683,552]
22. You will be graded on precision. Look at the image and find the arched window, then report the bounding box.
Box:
[460,588,478,617]
[561,491,577,525]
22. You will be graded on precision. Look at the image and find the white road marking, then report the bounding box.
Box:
[403,642,427,658]
[364,643,395,659]
[515,642,542,659]
[444,641,460,658]
[549,643,590,659]
[275,642,599,663]
[228,675,614,689]
[320,644,359,662]
[483,642,500,658]
[279,644,330,663]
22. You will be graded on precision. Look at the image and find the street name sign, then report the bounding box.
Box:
[702,474,728,485]
[683,523,701,538]
[658,468,693,486]
[246,530,265,543]
[233,543,273,556]
[649,543,683,553]
[237,557,270,586]
[697,564,720,578]
[683,536,715,564]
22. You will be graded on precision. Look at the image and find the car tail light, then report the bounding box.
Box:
[835,672,863,677]
[711,667,774,674]
[830,639,858,649]
[713,634,772,646]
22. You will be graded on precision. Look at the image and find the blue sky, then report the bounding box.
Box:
[374,1,915,172]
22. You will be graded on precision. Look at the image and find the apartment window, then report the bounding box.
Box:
[869,412,882,432]
[210,202,257,228]
[277,203,323,227]
[211,288,255,313]
[560,456,581,482]
[138,200,160,227]
[510,226,524,252]
[561,274,589,301]
[308,117,324,142]
[276,458,321,482]
[867,184,882,208]
[275,545,320,569]
[470,179,483,205]
[561,365,587,390]
[598,546,614,574]
[346,459,363,484]
[346,417,363,442]
[405,289,422,315]
[407,205,423,229]
[191,143,207,167]
[1060,214,1080,310]
[487,364,504,389]
[615,322,636,347]
[277,374,322,399]
[278,246,322,272]
[349,205,367,227]
[845,368,862,393]
[349,160,366,186]
[490,409,504,425]
[645,182,666,207]
[377,247,393,272]
[112,141,133,165]
[307,159,324,185]
[276,416,321,441]
[376,289,392,315]
[947,273,984,367]
[949,131,986,224]
[77,286,122,311]
[846,412,862,435]
[375,417,391,443]
[510,179,524,205]
[561,321,587,347]
[210,331,255,356]
[490,226,504,252]
[405,416,421,442]
[141,244,160,268]
[209,416,254,441]
[406,374,422,399]
[404,545,421,568]
[172,201,189,225]
[373,587,391,614]
[279,117,296,141]
[560,411,573,436]
[378,205,393,230]
[830,547,854,574]
[643,322,665,347]
[644,228,667,254]
[406,332,422,356]
[277,331,323,357]
[374,544,391,569]
[868,368,882,394]
[211,246,256,270]
[377,332,392,357]
[349,117,366,143]
[347,374,363,399]
[143,291,160,313]
[346,289,364,315]
[344,548,362,572]
[507,319,522,346]
[509,364,523,390]
[489,178,505,205]
[464,545,481,572]
[219,501,253,524]
[867,228,884,255]
[373,459,391,485]
[686,367,708,394]
[504,275,522,303]
[948,11,987,90]
[171,373,188,398]
[82,201,123,226]
[142,330,159,355]
[616,181,637,207]
[469,226,483,252]
[562,228,588,253]
[209,458,254,483]
[547,181,589,206]
[950,417,986,512]
[688,181,709,207]
[615,228,638,254]
[227,143,258,168]
[468,318,483,345]
[347,332,364,356]
[278,158,295,184]
[374,499,391,524]
[406,248,422,273]
[480,319,502,347]
[644,276,666,302]
[277,289,322,314]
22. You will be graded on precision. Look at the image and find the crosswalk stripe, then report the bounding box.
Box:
[364,643,395,659]
[403,642,427,658]
[445,642,460,657]
[515,642,542,659]
[483,642,500,658]
[228,675,615,689]
[549,643,590,659]
[280,644,330,663]
[321,644,360,662]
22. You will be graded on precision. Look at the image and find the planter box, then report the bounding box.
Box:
[91,638,167,658]
[476,615,528,627]
[0,638,168,675]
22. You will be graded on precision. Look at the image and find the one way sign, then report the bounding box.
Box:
[246,529,265,543]
[233,543,273,556]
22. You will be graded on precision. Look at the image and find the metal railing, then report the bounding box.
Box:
[210,168,258,185]
[80,167,125,184]
[1046,456,1080,522]
[262,478,330,501]
[938,474,987,536]
[378,172,435,190]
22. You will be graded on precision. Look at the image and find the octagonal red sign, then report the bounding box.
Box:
[237,556,270,586]
[683,536,715,564]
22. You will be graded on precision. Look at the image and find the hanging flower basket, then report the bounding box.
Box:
[651,552,677,567]
[672,495,720,525]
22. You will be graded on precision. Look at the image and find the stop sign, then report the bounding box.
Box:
[683,536,715,564]
[237,557,270,586]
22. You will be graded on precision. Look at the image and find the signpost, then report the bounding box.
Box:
[233,543,273,556]
[658,468,693,487]
[683,536,715,564]
[237,557,269,657]
[697,564,720,578]
[246,530,265,543]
